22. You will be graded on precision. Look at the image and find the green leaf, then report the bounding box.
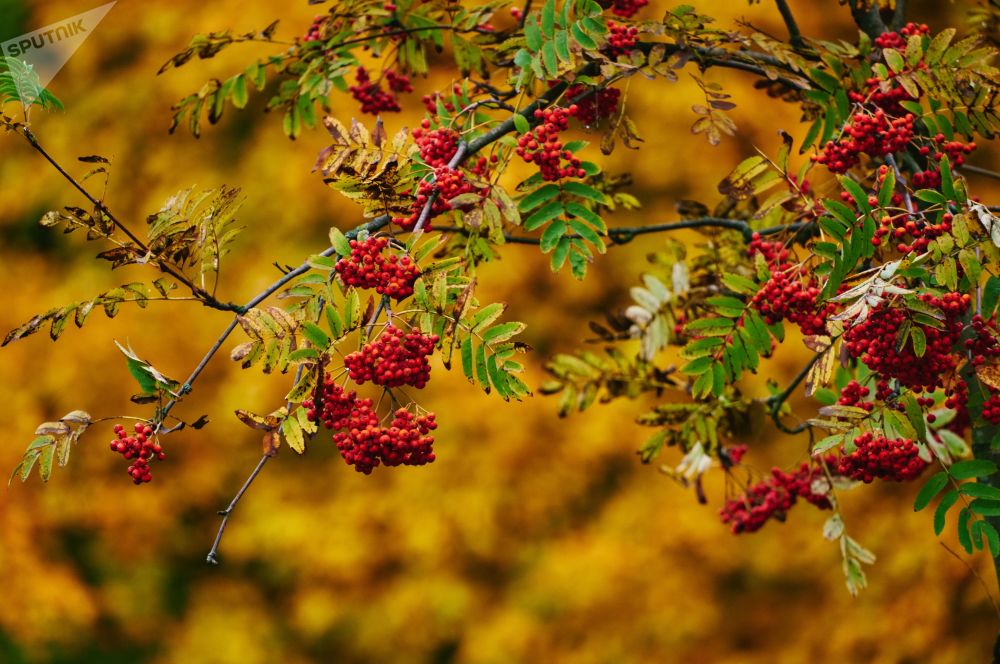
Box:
[562,181,607,205]
[482,321,526,345]
[935,488,959,535]
[681,356,714,375]
[513,112,531,135]
[541,0,556,38]
[330,228,351,257]
[524,18,542,51]
[957,507,973,553]
[950,459,997,480]
[960,482,1000,501]
[231,74,249,109]
[524,201,565,230]
[838,176,871,214]
[980,521,1000,558]
[301,322,331,349]
[914,472,949,511]
[475,341,490,393]
[460,336,474,380]
[540,219,567,252]
[721,272,758,295]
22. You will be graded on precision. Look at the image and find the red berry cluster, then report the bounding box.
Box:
[610,0,648,18]
[748,232,790,265]
[719,443,748,469]
[843,293,969,391]
[422,85,463,114]
[109,423,164,485]
[516,107,585,181]
[305,379,438,474]
[394,166,480,231]
[413,122,460,167]
[604,21,639,58]
[838,380,875,412]
[910,134,977,188]
[344,325,439,388]
[849,76,916,116]
[813,110,915,174]
[303,15,326,42]
[335,237,420,300]
[720,460,835,534]
[565,85,621,125]
[982,394,1000,426]
[750,267,833,336]
[873,22,930,50]
[837,432,927,482]
[350,67,406,115]
[966,315,1000,366]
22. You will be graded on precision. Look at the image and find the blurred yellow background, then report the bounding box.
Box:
[2,0,1000,662]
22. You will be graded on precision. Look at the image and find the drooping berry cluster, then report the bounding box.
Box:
[873,22,930,50]
[966,315,1000,366]
[812,110,915,173]
[604,21,639,58]
[344,325,439,388]
[720,460,835,534]
[305,379,438,474]
[747,233,834,336]
[516,107,585,181]
[843,293,969,392]
[109,423,164,485]
[750,268,833,336]
[837,432,927,482]
[350,67,408,115]
[610,0,648,18]
[413,122,460,167]
[335,236,420,300]
[394,166,480,231]
[982,394,1000,426]
[565,85,621,125]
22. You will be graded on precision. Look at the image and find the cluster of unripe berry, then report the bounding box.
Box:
[813,110,915,173]
[604,21,639,58]
[565,85,621,125]
[720,460,835,534]
[109,423,163,485]
[350,67,412,115]
[335,237,420,300]
[610,0,648,18]
[837,432,927,482]
[344,325,438,389]
[305,380,437,474]
[516,107,585,181]
[843,293,969,392]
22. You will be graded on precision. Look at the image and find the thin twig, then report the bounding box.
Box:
[938,541,1000,620]
[766,353,822,434]
[206,453,270,564]
[962,164,1000,182]
[774,0,804,49]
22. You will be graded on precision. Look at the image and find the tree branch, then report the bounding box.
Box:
[20,127,243,313]
[435,219,810,246]
[848,0,887,40]
[774,0,805,49]
[961,164,1000,182]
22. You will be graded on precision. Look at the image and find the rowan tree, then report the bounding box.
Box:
[4,0,1000,639]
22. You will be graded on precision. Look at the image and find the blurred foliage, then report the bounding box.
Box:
[1,0,1000,662]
